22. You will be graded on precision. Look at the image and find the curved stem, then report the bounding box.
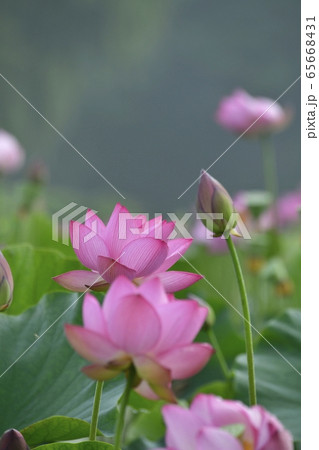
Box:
[89,381,104,441]
[226,236,257,405]
[206,326,232,381]
[114,366,136,450]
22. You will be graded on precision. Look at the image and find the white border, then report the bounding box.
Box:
[302,0,319,447]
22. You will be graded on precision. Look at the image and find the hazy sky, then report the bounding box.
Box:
[0,0,300,213]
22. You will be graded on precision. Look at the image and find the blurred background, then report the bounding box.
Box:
[0,0,300,213]
[0,3,301,443]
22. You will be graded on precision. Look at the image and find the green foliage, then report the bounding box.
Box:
[0,292,124,435]
[21,416,102,448]
[3,244,83,315]
[33,443,113,449]
[193,380,234,399]
[126,402,165,444]
[234,309,301,440]
[0,183,301,447]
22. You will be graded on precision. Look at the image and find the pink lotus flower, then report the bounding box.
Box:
[54,204,201,293]
[0,129,25,174]
[157,394,293,449]
[259,190,301,231]
[215,90,291,136]
[65,276,213,402]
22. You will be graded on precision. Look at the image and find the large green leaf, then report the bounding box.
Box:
[234,309,301,440]
[34,443,113,449]
[0,292,124,435]
[2,244,83,315]
[126,400,165,444]
[21,416,102,448]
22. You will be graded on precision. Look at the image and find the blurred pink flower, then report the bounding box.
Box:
[0,130,25,174]
[192,220,230,253]
[156,394,293,450]
[215,90,291,136]
[54,204,201,293]
[65,277,213,402]
[259,190,301,231]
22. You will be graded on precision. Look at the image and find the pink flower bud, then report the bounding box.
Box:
[216,89,291,136]
[0,251,14,312]
[197,171,237,237]
[259,190,301,231]
[0,130,25,174]
[0,429,29,450]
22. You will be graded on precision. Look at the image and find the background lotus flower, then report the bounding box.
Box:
[0,130,25,174]
[0,251,14,312]
[54,203,201,293]
[259,190,301,231]
[156,394,293,450]
[215,89,291,136]
[65,276,213,402]
[0,429,29,450]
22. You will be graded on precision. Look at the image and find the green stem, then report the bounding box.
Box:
[260,135,278,223]
[260,135,281,255]
[226,236,257,405]
[114,366,136,450]
[89,381,104,441]
[206,326,232,381]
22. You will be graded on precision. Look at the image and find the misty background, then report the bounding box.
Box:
[0,0,300,214]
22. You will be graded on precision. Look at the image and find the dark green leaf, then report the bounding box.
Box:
[0,292,124,435]
[33,443,113,449]
[3,244,83,315]
[126,402,165,444]
[193,380,234,399]
[21,416,102,448]
[234,309,301,440]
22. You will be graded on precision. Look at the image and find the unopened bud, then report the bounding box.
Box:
[0,429,29,450]
[197,171,236,237]
[0,251,14,312]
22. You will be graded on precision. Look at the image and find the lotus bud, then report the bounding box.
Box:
[0,251,14,312]
[0,429,30,450]
[197,170,237,237]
